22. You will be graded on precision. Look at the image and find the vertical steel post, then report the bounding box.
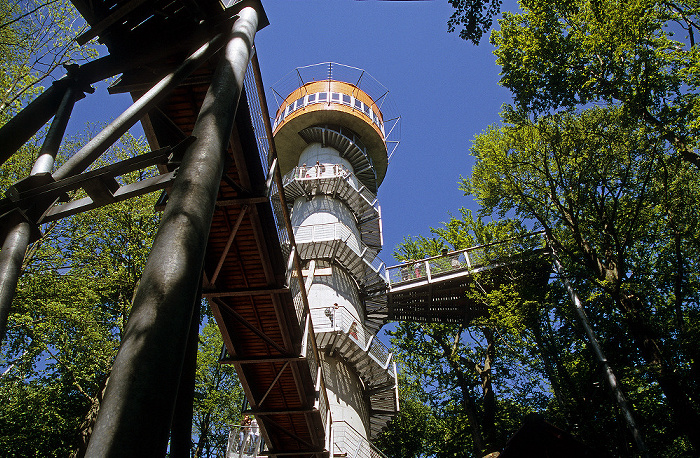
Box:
[32,85,78,175]
[0,85,77,342]
[84,6,259,457]
[169,277,202,458]
[0,26,231,343]
[0,220,32,342]
[551,251,648,457]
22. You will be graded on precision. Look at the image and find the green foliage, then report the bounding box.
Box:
[448,0,504,45]
[466,105,700,454]
[192,320,244,458]
[491,0,700,165]
[380,215,550,457]
[0,134,160,455]
[0,0,97,122]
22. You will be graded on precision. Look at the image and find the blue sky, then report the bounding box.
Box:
[53,0,520,365]
[66,0,516,264]
[255,1,513,262]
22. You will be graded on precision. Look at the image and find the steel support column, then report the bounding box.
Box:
[0,85,77,342]
[84,5,260,456]
[0,220,31,342]
[551,251,648,457]
[169,277,202,458]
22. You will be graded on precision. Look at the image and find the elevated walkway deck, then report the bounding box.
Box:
[381,233,551,325]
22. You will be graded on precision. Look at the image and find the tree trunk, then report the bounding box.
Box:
[619,294,700,451]
[72,374,109,458]
[480,328,497,452]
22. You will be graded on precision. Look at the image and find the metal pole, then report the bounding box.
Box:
[84,6,259,456]
[169,277,202,458]
[0,85,77,342]
[551,251,649,457]
[52,27,235,181]
[32,86,78,175]
[0,220,32,342]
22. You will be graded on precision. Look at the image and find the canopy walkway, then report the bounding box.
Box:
[378,233,551,325]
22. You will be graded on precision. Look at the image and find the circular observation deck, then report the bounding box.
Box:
[271,63,400,187]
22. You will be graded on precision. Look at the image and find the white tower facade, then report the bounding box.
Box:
[272,63,399,452]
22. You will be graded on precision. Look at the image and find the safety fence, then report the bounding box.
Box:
[310,306,395,377]
[282,162,380,213]
[226,423,265,458]
[293,221,387,287]
[387,231,546,287]
[332,421,389,458]
[244,56,335,454]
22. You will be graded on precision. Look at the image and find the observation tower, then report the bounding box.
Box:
[272,63,400,447]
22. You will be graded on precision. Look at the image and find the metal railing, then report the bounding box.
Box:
[386,231,546,287]
[246,55,334,454]
[272,89,386,137]
[282,162,380,214]
[294,221,386,273]
[226,424,265,458]
[332,421,389,458]
[310,306,395,377]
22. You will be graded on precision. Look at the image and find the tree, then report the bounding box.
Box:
[0,0,95,121]
[466,106,700,454]
[191,319,244,458]
[448,0,504,45]
[0,133,162,456]
[379,213,552,457]
[491,0,700,167]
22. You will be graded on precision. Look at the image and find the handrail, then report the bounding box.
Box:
[386,231,547,287]
[309,305,394,377]
[293,221,387,280]
[249,54,333,453]
[226,423,265,458]
[332,420,389,458]
[281,162,380,214]
[273,89,386,136]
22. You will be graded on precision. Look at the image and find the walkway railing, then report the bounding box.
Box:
[226,423,265,458]
[310,306,395,376]
[293,221,387,279]
[282,162,380,214]
[332,421,389,458]
[386,231,547,287]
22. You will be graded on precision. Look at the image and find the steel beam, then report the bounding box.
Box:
[0,83,77,342]
[83,6,260,456]
[203,286,289,298]
[169,277,202,458]
[53,24,235,182]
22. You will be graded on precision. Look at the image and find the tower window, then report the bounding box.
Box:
[331,93,340,101]
[342,94,351,105]
[319,92,328,101]
[354,99,363,109]
[308,94,316,102]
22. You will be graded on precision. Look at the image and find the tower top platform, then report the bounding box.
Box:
[271,63,400,187]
